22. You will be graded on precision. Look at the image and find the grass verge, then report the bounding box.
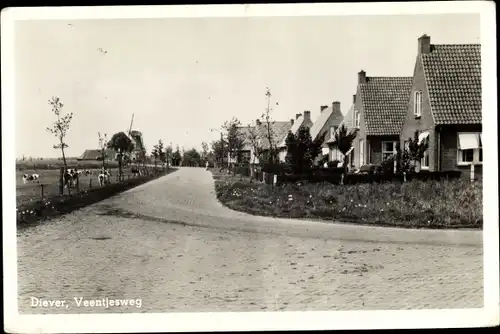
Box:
[211,170,482,230]
[16,168,178,230]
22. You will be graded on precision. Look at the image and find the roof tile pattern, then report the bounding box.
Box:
[258,121,292,150]
[360,77,413,136]
[421,44,482,125]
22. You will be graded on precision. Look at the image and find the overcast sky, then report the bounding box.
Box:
[14,14,480,158]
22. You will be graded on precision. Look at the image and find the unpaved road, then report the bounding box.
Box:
[17,167,483,313]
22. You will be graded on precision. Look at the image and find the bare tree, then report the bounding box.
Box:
[262,87,278,164]
[46,96,72,171]
[246,123,263,179]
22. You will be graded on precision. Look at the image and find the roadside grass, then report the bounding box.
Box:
[16,168,178,229]
[211,170,483,229]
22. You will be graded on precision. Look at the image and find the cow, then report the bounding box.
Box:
[63,169,78,188]
[131,166,141,177]
[22,173,40,184]
[85,169,93,176]
[98,169,111,186]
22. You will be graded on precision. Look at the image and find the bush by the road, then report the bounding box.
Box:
[212,170,482,229]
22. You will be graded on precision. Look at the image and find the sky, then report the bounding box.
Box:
[14,14,480,158]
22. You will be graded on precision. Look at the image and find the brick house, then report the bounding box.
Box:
[351,70,413,169]
[277,111,313,162]
[235,120,292,165]
[325,98,356,169]
[308,102,344,165]
[400,35,482,175]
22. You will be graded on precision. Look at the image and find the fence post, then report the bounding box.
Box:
[89,178,92,189]
[59,167,64,196]
[40,184,44,198]
[75,167,80,193]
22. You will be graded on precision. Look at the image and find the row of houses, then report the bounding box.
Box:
[235,34,482,175]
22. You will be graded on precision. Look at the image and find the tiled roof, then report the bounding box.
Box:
[77,149,116,160]
[421,44,482,125]
[360,77,413,136]
[310,106,343,141]
[278,115,313,148]
[258,121,292,150]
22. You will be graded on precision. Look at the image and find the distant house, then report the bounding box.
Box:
[352,70,413,169]
[277,111,313,162]
[400,35,482,175]
[230,119,292,165]
[259,120,293,163]
[325,99,356,168]
[308,102,344,165]
[77,149,117,161]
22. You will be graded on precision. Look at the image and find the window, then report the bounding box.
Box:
[382,141,397,161]
[330,126,336,139]
[457,132,482,165]
[414,91,422,117]
[419,131,430,170]
[354,110,360,128]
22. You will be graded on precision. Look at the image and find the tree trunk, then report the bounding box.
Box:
[118,150,123,181]
[60,144,67,171]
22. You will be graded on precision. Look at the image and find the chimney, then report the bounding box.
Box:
[353,94,357,104]
[295,113,302,120]
[303,110,311,121]
[320,105,328,114]
[332,101,341,115]
[290,118,294,126]
[256,119,261,126]
[358,70,366,84]
[418,34,431,54]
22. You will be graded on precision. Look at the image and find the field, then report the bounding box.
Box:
[16,162,163,206]
[16,158,119,171]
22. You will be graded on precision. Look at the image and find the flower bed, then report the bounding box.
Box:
[212,171,482,229]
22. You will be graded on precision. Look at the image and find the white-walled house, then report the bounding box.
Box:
[277,111,313,162]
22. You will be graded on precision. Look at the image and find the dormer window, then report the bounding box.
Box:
[354,110,360,128]
[330,126,336,139]
[414,91,422,118]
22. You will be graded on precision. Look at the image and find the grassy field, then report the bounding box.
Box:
[211,169,483,229]
[16,158,119,171]
[16,165,164,206]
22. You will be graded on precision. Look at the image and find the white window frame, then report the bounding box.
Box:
[381,141,397,161]
[359,139,364,165]
[354,110,360,128]
[413,91,422,118]
[419,131,430,170]
[457,132,482,166]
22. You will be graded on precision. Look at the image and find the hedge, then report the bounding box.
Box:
[277,170,462,185]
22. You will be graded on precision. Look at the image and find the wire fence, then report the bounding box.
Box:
[16,164,169,206]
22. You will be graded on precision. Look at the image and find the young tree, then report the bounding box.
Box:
[246,123,263,178]
[46,96,72,171]
[158,140,166,165]
[222,117,245,167]
[332,124,359,175]
[97,132,108,170]
[261,87,279,164]
[165,144,173,167]
[151,144,159,168]
[201,141,210,162]
[211,139,228,168]
[285,126,326,174]
[107,132,134,180]
[400,130,429,173]
[172,146,182,166]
